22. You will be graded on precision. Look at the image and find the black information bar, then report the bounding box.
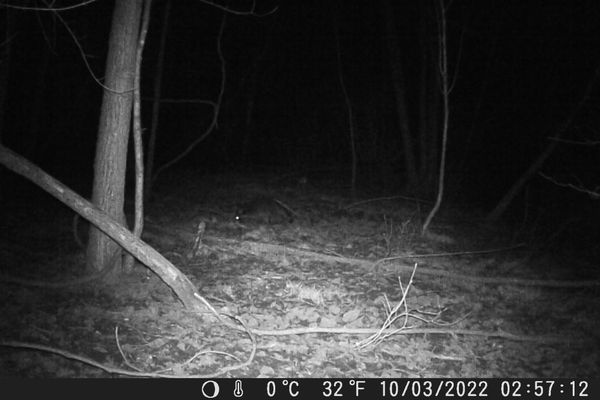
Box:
[3,378,597,400]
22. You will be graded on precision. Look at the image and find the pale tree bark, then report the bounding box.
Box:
[123,0,152,273]
[0,144,204,312]
[87,0,143,274]
[417,1,442,193]
[422,0,449,234]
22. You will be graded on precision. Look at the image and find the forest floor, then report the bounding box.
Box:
[1,170,599,378]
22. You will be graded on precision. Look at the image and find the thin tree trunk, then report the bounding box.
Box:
[0,10,13,204]
[333,10,356,195]
[87,0,143,274]
[0,144,204,312]
[417,3,431,185]
[124,0,152,273]
[486,65,600,222]
[152,14,226,180]
[25,48,49,158]
[0,8,14,144]
[382,0,417,189]
[418,62,430,184]
[145,0,170,200]
[485,140,558,223]
[422,0,449,234]
[241,51,260,165]
[418,1,442,194]
[426,77,441,189]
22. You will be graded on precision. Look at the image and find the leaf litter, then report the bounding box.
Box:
[1,173,598,377]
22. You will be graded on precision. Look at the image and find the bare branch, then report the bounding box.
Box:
[39,0,133,94]
[152,12,228,178]
[197,0,278,17]
[1,0,99,12]
[547,136,600,146]
[539,172,600,199]
[448,26,465,94]
[144,98,217,106]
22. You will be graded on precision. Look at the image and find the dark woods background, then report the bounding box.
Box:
[1,0,599,252]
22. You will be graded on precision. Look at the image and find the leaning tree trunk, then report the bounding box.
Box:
[87,0,143,274]
[486,65,600,223]
[0,144,205,312]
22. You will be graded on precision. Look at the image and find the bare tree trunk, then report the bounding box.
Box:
[422,0,449,234]
[0,8,14,143]
[486,65,600,222]
[485,140,558,223]
[25,48,49,158]
[418,17,440,192]
[152,14,226,180]
[0,8,14,144]
[145,0,170,200]
[124,0,152,273]
[241,49,261,165]
[87,0,143,274]
[417,3,431,187]
[416,1,443,195]
[418,59,430,185]
[244,51,263,129]
[426,79,441,189]
[382,0,417,189]
[333,10,357,196]
[0,144,204,312]
[0,10,13,204]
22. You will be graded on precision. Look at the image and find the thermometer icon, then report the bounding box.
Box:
[233,380,244,397]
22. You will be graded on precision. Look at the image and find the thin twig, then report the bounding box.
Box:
[539,172,600,199]
[153,12,227,179]
[42,0,132,94]
[2,0,99,11]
